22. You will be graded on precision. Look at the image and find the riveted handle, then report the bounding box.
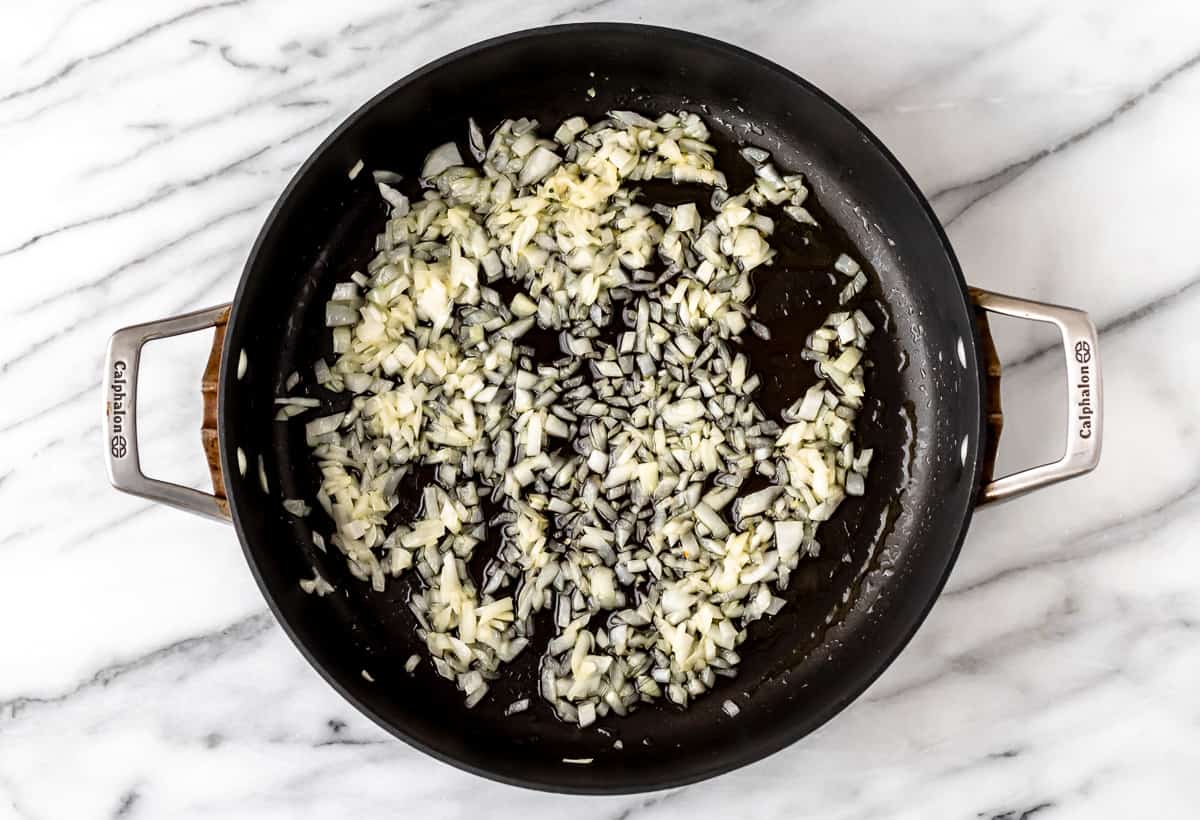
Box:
[104,304,233,522]
[970,288,1102,504]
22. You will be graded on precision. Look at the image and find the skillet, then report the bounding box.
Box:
[104,24,1102,792]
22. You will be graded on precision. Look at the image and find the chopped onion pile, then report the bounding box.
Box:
[291,110,875,722]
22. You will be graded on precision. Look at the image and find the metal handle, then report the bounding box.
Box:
[104,304,233,522]
[972,288,1102,504]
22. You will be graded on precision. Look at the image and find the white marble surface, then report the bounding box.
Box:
[3,0,1199,817]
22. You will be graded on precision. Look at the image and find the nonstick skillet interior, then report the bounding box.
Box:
[219,25,985,792]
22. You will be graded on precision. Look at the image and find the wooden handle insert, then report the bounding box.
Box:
[200,307,231,518]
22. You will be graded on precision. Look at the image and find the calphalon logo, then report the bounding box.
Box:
[1074,341,1093,439]
[110,361,128,458]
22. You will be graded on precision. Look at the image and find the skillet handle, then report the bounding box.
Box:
[970,288,1102,504]
[104,304,233,522]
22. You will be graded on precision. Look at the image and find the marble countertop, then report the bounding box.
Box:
[4,1,1199,817]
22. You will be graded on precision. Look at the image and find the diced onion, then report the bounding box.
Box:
[421,142,463,181]
[517,146,561,187]
[285,107,877,722]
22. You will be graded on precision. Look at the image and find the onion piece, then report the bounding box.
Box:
[420,142,463,182]
[282,498,311,517]
[325,302,359,327]
[305,413,344,445]
[609,110,658,128]
[517,146,561,187]
[467,118,487,161]
[739,146,770,166]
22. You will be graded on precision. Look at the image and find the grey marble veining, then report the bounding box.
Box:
[2,1,1199,817]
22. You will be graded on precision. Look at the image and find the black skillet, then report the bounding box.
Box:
[103,24,1103,793]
